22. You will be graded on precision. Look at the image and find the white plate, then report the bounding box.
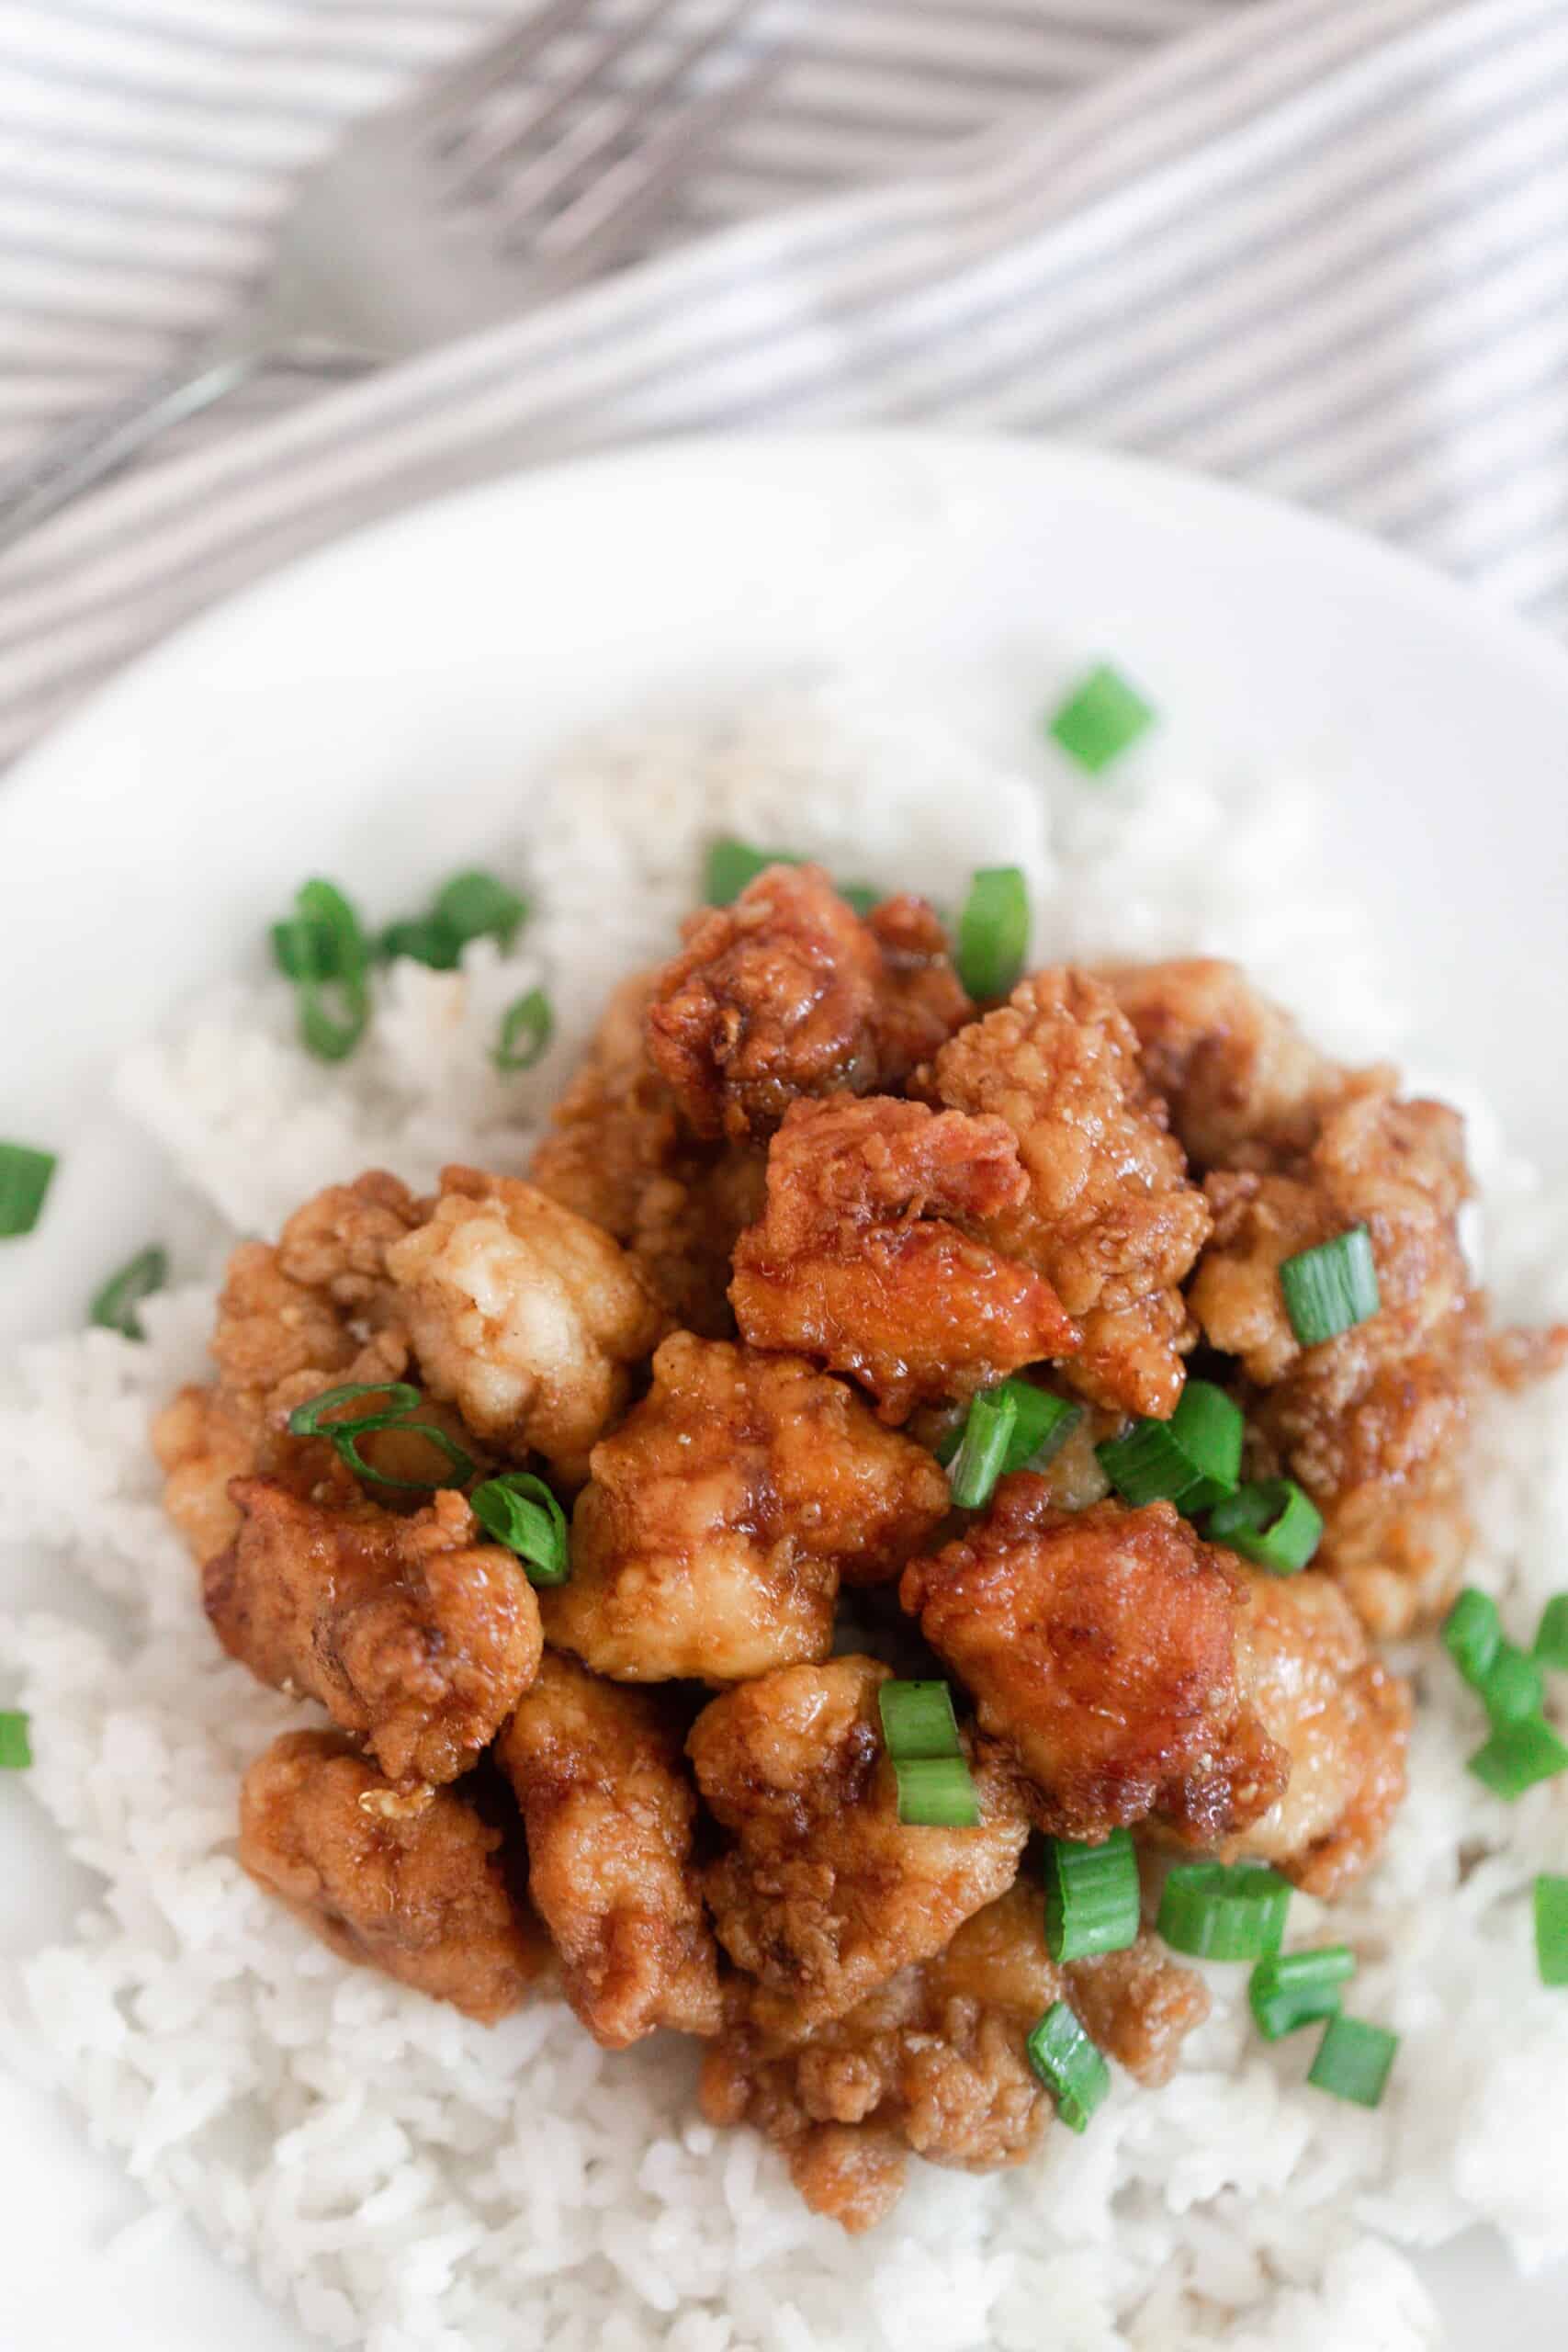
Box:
[1,431,1565,2350]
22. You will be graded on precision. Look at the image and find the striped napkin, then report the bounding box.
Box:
[3,0,1566,767]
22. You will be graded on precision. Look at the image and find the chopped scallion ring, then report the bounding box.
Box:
[0,1711,31,1770]
[1025,2001,1111,2132]
[1156,1861,1292,1961]
[1047,664,1156,775]
[1306,2014,1398,2109]
[1535,1874,1568,1987]
[287,1382,425,1439]
[493,988,554,1072]
[471,1472,570,1586]
[1533,1595,1568,1672]
[947,1387,1020,1511]
[1096,1380,1243,1514]
[1247,1945,1356,2041]
[1206,1478,1323,1575]
[1480,1641,1545,1729]
[1466,1715,1568,1800]
[1043,1828,1140,1962]
[270,915,342,981]
[705,837,800,906]
[1279,1226,1380,1348]
[432,870,527,953]
[379,915,461,970]
[0,1142,56,1239]
[278,879,371,1063]
[999,1383,1082,1475]
[956,866,1029,1001]
[878,1679,964,1763]
[89,1244,168,1341]
[889,1754,982,1828]
[336,1422,477,1492]
[1442,1588,1503,1686]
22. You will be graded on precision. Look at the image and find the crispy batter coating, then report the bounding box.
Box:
[207,1480,543,1786]
[730,1095,1081,1420]
[527,970,764,1336]
[239,1730,547,2022]
[545,1334,950,1684]
[385,1164,664,1480]
[687,1655,1029,2030]
[700,1880,1208,2230]
[923,971,1211,1418]
[497,1651,720,2048]
[901,1485,1287,1846]
[647,866,972,1145]
[1226,1567,1411,1896]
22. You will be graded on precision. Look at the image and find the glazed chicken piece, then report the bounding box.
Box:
[647,865,972,1145]
[527,968,764,1337]
[901,1484,1287,1846]
[239,1729,547,2024]
[922,970,1212,1419]
[385,1164,665,1481]
[730,1095,1081,1420]
[544,1333,950,1684]
[497,1651,720,2048]
[687,1655,1030,2030]
[1225,1566,1411,1895]
[207,1480,543,1786]
[701,1879,1209,2231]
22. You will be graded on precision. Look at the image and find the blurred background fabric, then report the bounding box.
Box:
[2,0,1566,762]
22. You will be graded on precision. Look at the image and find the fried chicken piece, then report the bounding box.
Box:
[687,1655,1029,2030]
[730,1095,1081,1421]
[1224,1567,1411,1895]
[239,1729,547,2022]
[700,1879,1208,2230]
[545,1335,949,1684]
[385,1165,664,1481]
[901,1484,1287,1846]
[207,1480,543,1786]
[527,969,764,1336]
[647,866,972,1145]
[496,1651,719,2048]
[922,971,1211,1418]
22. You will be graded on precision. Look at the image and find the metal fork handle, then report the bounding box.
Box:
[0,322,271,558]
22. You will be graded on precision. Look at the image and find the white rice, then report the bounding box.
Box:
[3,676,1567,2352]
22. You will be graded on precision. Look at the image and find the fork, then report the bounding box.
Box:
[0,0,775,556]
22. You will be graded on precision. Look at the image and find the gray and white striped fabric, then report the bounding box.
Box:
[2,0,1566,765]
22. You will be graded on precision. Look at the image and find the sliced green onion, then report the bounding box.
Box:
[1156,1862,1292,1961]
[378,914,461,969]
[89,1244,168,1341]
[270,915,342,981]
[1535,1874,1568,1988]
[705,837,800,905]
[287,1382,424,1439]
[336,1422,476,1491]
[0,1143,56,1239]
[1443,1588,1503,1686]
[280,879,371,1063]
[432,870,527,952]
[1025,2001,1111,2132]
[470,1472,570,1586]
[1096,1379,1243,1514]
[889,1754,982,1828]
[1247,1945,1357,2041]
[878,1679,964,1762]
[1047,664,1156,775]
[1307,2014,1398,2109]
[839,883,881,919]
[1043,1828,1140,1962]
[0,1711,31,1770]
[493,987,554,1073]
[1280,1226,1381,1348]
[1480,1642,1546,1729]
[1206,1477,1323,1574]
[1533,1595,1568,1672]
[1000,1384,1082,1475]
[1467,1716,1568,1800]
[948,1387,1020,1510]
[955,866,1029,1001]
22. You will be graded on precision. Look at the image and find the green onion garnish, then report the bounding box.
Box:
[705,837,800,906]
[1279,1227,1380,1348]
[947,1387,1020,1511]
[1247,1945,1356,2041]
[955,866,1029,1001]
[1306,2014,1398,2109]
[1442,1588,1503,1686]
[470,1472,570,1586]
[333,1422,476,1490]
[1466,1716,1568,1800]
[1043,1828,1140,1962]
[1206,1477,1323,1575]
[0,1711,31,1770]
[1047,664,1156,775]
[0,1144,57,1239]
[877,1677,981,1828]
[88,1244,168,1341]
[270,914,342,980]
[939,1380,1081,1476]
[1156,1861,1292,1961]
[493,987,554,1072]
[432,870,527,953]
[1025,2001,1111,2132]
[286,1380,476,1491]
[1533,1595,1568,1671]
[1535,1874,1568,1987]
[1096,1380,1243,1514]
[278,878,372,1063]
[887,1755,983,1827]
[379,914,462,970]
[1480,1642,1546,1729]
